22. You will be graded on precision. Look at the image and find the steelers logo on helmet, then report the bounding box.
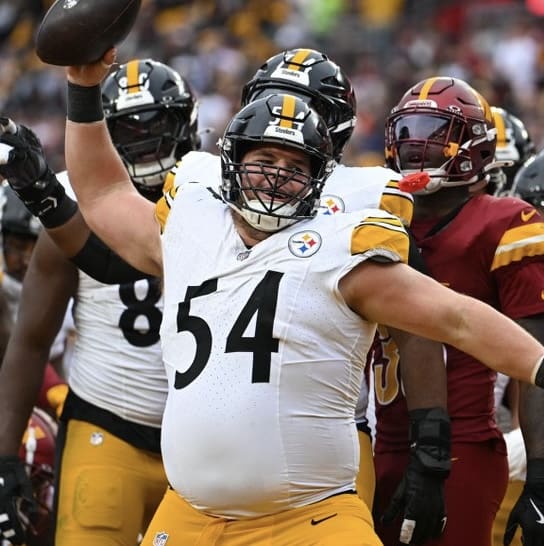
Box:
[385,77,497,194]
[220,94,335,233]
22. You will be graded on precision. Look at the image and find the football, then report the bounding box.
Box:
[35,0,141,66]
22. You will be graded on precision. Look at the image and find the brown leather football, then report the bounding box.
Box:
[35,0,141,66]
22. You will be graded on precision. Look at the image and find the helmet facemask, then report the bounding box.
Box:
[222,145,327,232]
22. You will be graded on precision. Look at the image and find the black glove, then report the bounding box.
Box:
[381,407,451,545]
[0,455,37,545]
[504,458,544,546]
[0,117,77,227]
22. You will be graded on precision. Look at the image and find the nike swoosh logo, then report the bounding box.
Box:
[530,499,544,524]
[311,513,338,525]
[521,210,537,222]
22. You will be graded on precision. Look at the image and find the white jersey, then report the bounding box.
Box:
[169,153,411,435]
[157,181,409,518]
[58,172,167,427]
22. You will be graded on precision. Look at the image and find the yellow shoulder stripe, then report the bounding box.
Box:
[491,222,544,271]
[351,215,409,263]
[155,165,180,233]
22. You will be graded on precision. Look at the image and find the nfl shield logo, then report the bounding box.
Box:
[153,532,169,546]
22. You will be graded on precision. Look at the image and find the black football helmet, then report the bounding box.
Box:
[488,106,536,195]
[385,77,497,194]
[510,150,544,210]
[241,48,356,162]
[102,58,200,202]
[221,94,334,232]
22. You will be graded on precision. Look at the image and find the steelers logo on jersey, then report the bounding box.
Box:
[288,231,322,258]
[319,194,345,215]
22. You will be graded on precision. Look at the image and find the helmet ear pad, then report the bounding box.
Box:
[101,58,200,201]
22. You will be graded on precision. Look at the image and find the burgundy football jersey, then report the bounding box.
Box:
[373,193,544,451]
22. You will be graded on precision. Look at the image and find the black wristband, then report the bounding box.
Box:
[16,170,78,228]
[67,82,103,123]
[535,357,544,389]
[39,190,78,228]
[527,458,544,482]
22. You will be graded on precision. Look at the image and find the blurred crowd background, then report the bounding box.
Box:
[2,0,544,171]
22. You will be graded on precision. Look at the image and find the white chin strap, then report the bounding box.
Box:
[239,200,299,232]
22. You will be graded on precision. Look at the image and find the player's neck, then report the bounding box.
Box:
[231,210,272,247]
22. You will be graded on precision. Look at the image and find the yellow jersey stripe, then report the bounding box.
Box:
[379,182,414,227]
[155,168,179,232]
[351,217,409,263]
[491,223,544,270]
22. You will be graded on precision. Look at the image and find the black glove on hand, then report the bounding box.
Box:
[381,407,451,545]
[0,117,76,227]
[504,458,544,546]
[0,455,37,545]
[0,117,50,189]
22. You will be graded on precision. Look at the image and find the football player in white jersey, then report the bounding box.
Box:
[172,48,449,544]
[0,59,199,546]
[4,48,543,544]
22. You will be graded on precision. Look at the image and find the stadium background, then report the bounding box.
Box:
[1,0,544,171]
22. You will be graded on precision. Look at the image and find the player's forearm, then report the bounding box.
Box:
[0,343,49,454]
[446,294,544,385]
[391,327,447,411]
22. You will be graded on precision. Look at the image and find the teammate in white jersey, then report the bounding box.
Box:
[5,47,542,544]
[0,59,199,546]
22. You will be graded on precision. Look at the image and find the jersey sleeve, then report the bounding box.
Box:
[155,167,179,233]
[379,180,414,227]
[350,210,410,264]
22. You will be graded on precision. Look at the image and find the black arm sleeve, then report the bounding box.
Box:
[71,232,150,284]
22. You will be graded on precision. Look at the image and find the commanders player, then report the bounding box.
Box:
[372,76,544,546]
[0,59,200,546]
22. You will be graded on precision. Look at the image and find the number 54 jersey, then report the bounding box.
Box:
[157,182,409,519]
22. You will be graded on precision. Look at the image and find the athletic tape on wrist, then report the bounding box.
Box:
[67,82,103,123]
